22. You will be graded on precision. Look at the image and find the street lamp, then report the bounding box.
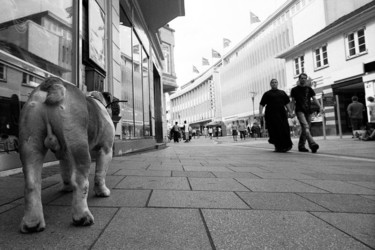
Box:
[249,91,257,117]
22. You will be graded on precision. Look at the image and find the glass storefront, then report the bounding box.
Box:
[0,0,158,171]
[0,0,76,167]
[119,8,152,140]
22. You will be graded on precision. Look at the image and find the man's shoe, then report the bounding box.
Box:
[298,147,309,152]
[311,144,319,153]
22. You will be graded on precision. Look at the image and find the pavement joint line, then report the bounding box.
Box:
[307,211,375,249]
[198,208,217,250]
[221,144,375,163]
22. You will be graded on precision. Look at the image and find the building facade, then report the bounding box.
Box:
[278,1,375,135]
[169,0,371,136]
[169,64,222,133]
[0,0,184,172]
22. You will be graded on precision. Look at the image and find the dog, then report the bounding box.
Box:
[18,77,115,233]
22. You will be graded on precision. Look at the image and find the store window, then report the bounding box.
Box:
[294,55,304,76]
[345,27,367,59]
[132,32,144,138]
[162,43,171,74]
[314,44,328,70]
[119,6,151,139]
[0,0,76,156]
[142,49,151,136]
[0,63,6,81]
[119,12,134,140]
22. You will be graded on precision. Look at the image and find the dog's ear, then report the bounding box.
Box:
[102,92,112,105]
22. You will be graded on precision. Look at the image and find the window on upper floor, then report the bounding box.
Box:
[162,43,171,74]
[345,27,367,60]
[314,44,328,70]
[294,55,304,76]
[0,63,6,81]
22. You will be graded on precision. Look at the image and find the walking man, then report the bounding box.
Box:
[347,96,365,136]
[290,73,323,153]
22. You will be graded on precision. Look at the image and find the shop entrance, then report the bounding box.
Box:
[332,77,367,135]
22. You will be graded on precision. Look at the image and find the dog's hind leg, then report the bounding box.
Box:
[19,129,47,233]
[93,147,112,197]
[59,158,73,192]
[69,142,94,226]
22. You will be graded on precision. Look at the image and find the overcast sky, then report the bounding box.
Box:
[169,0,288,86]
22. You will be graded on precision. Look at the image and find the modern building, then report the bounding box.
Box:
[278,1,375,135]
[169,62,223,134]
[0,0,184,172]
[169,0,372,137]
[219,0,372,134]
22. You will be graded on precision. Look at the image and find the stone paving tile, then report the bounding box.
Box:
[303,173,375,182]
[183,166,233,172]
[236,179,328,193]
[312,212,375,249]
[0,206,117,249]
[115,176,190,190]
[147,165,184,171]
[254,172,316,179]
[227,166,272,173]
[189,178,249,191]
[202,209,370,250]
[211,171,261,179]
[115,169,171,177]
[92,208,212,250]
[361,195,375,201]
[149,190,249,209]
[236,192,328,211]
[298,193,375,213]
[51,189,151,207]
[110,162,149,170]
[348,181,375,190]
[172,171,216,178]
[299,180,375,195]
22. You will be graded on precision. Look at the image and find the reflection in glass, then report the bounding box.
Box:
[88,0,105,70]
[133,32,143,138]
[120,24,134,139]
[142,49,150,136]
[0,0,74,158]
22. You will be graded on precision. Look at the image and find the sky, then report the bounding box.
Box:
[168,0,288,86]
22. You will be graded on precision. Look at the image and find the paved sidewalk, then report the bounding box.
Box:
[0,136,374,249]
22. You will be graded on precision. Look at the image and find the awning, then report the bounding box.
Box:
[137,0,185,32]
[206,121,225,127]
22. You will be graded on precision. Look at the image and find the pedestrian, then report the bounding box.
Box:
[172,122,180,143]
[232,122,238,141]
[259,78,293,152]
[347,96,365,136]
[204,127,208,138]
[238,122,247,140]
[183,120,190,143]
[188,125,193,141]
[290,73,323,153]
[208,127,213,139]
[251,121,262,138]
[366,96,375,124]
[218,127,222,138]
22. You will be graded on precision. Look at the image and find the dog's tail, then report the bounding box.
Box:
[40,77,66,105]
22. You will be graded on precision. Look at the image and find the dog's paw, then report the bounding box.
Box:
[94,185,111,197]
[20,216,46,233]
[72,210,94,226]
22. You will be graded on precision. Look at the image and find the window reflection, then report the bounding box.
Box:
[120,22,134,140]
[133,32,143,138]
[0,0,74,155]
